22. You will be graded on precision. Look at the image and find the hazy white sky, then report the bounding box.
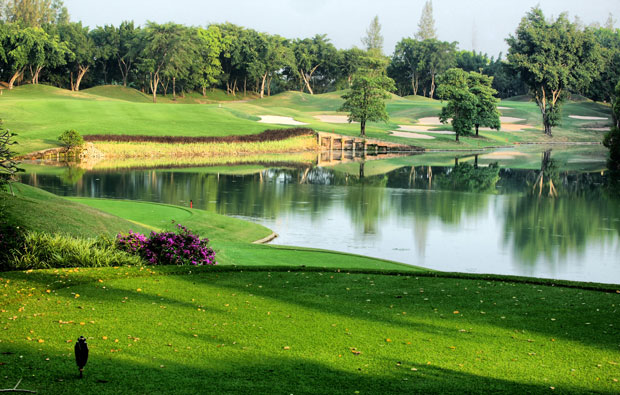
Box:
[64,0,620,57]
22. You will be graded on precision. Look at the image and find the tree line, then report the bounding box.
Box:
[0,2,618,128]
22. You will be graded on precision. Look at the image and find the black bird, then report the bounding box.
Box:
[74,336,89,378]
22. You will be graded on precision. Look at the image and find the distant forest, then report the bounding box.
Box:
[0,0,618,103]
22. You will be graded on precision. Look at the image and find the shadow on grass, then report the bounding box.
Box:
[0,345,576,394]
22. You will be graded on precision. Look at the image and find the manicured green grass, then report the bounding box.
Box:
[0,266,618,394]
[0,183,151,238]
[70,198,272,246]
[1,84,612,155]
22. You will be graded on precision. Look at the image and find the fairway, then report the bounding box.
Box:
[1,85,611,155]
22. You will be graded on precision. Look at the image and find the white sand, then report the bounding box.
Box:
[417,117,445,125]
[258,115,308,125]
[390,131,435,139]
[499,117,525,123]
[313,115,353,123]
[397,125,454,134]
[568,115,608,120]
[497,106,511,110]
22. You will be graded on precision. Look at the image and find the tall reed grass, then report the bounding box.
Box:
[7,232,144,270]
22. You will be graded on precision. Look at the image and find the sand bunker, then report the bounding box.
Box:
[313,115,353,124]
[499,117,525,123]
[390,131,435,139]
[497,106,511,110]
[417,117,445,125]
[397,125,454,134]
[569,115,608,120]
[258,115,308,125]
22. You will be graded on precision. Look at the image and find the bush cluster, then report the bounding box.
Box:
[2,232,143,270]
[84,128,315,144]
[117,225,216,266]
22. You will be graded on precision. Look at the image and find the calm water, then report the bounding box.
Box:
[19,147,620,284]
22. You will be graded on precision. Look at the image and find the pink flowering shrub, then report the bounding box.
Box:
[116,225,216,266]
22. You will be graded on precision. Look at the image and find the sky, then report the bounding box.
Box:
[64,0,620,57]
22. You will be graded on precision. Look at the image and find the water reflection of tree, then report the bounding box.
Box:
[503,150,620,265]
[341,161,389,234]
[436,160,500,193]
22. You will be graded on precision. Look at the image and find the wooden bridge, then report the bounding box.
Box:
[317,132,420,154]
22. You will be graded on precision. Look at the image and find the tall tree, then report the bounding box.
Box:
[586,26,620,127]
[290,34,337,95]
[137,22,189,103]
[340,74,395,137]
[193,25,224,97]
[437,68,476,142]
[506,7,602,136]
[58,22,93,91]
[425,39,456,98]
[2,0,67,27]
[468,72,501,136]
[415,0,436,41]
[361,15,383,57]
[388,38,427,96]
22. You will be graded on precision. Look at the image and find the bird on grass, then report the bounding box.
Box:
[74,336,89,378]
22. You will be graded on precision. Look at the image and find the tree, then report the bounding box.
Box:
[290,35,338,94]
[340,74,395,137]
[388,38,427,96]
[437,68,476,142]
[193,25,224,97]
[468,72,501,136]
[415,0,436,41]
[2,0,68,27]
[57,129,83,150]
[90,25,118,85]
[0,121,23,195]
[361,15,383,57]
[506,7,602,136]
[59,22,94,91]
[586,26,620,127]
[424,39,457,98]
[137,22,190,103]
[338,47,367,87]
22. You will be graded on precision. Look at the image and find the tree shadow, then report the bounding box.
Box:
[0,344,586,394]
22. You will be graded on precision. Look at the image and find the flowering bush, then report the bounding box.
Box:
[116,225,216,266]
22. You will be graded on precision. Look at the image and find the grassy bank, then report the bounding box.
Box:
[0,85,611,155]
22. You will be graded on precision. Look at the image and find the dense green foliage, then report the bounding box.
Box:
[0,121,22,189]
[437,68,500,141]
[506,7,602,136]
[57,128,82,149]
[0,2,614,104]
[340,74,395,137]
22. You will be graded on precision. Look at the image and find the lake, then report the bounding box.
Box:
[18,145,620,284]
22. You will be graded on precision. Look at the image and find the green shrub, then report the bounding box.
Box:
[58,129,84,150]
[5,232,144,270]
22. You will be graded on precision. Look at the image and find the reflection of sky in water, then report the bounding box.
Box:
[19,159,620,284]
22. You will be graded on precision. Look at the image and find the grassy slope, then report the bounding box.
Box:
[1,183,151,238]
[0,85,611,155]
